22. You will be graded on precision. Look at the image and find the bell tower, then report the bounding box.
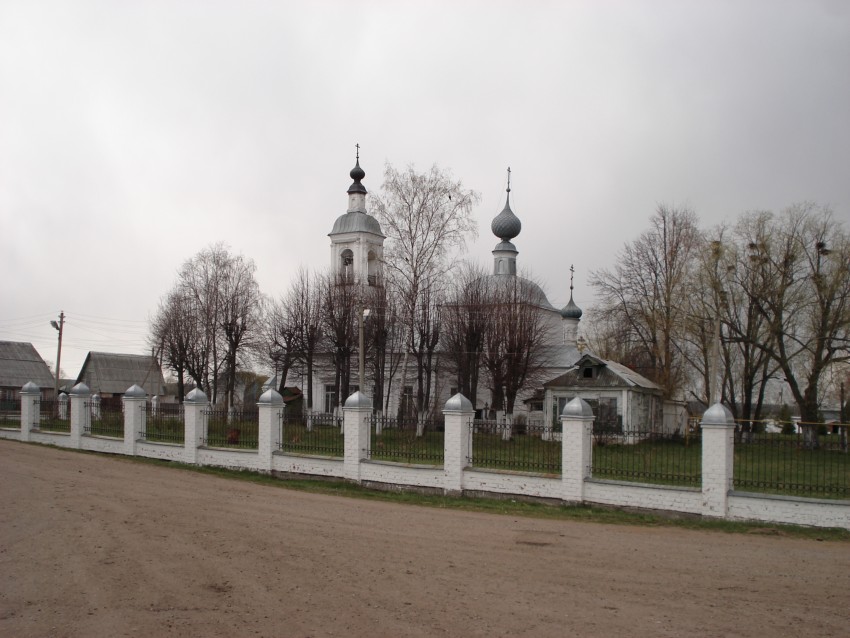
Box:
[328,145,386,285]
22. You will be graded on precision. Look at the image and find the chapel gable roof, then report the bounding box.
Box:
[543,353,661,392]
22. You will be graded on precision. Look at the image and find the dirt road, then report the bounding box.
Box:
[1,441,847,637]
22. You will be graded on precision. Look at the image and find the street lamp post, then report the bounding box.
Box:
[50,311,65,399]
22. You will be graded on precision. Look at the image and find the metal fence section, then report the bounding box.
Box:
[591,429,702,487]
[36,399,70,433]
[204,408,259,449]
[470,419,561,473]
[369,415,445,464]
[0,398,21,428]
[84,402,124,438]
[279,412,344,457]
[734,423,849,499]
[142,403,185,444]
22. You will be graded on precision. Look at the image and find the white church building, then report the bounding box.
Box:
[306,154,671,433]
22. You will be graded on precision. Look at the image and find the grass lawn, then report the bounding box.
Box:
[145,417,185,444]
[205,417,259,449]
[370,427,445,464]
[592,437,702,487]
[87,413,124,438]
[280,421,343,457]
[472,432,561,473]
[734,434,849,499]
[36,418,71,433]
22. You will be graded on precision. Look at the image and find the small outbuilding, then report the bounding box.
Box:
[542,353,665,433]
[75,352,166,400]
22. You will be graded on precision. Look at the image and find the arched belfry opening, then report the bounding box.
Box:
[340,249,354,283]
[328,147,386,286]
[367,250,379,285]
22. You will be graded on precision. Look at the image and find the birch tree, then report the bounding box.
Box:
[371,163,479,419]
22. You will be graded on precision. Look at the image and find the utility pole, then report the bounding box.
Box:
[50,311,65,399]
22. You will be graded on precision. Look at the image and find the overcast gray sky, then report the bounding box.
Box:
[2,0,848,380]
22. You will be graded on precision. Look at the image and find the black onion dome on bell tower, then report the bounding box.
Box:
[347,146,367,195]
[560,265,583,319]
[491,168,521,241]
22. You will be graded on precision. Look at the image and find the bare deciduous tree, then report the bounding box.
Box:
[150,243,262,409]
[321,271,358,411]
[441,262,491,408]
[591,205,702,398]
[371,163,480,418]
[482,274,552,421]
[740,204,850,423]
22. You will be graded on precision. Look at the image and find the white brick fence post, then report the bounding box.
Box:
[123,384,147,456]
[561,397,595,504]
[701,403,735,518]
[343,391,372,483]
[20,381,41,442]
[443,393,474,495]
[184,388,209,465]
[69,383,90,449]
[258,389,284,472]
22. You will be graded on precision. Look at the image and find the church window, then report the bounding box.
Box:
[340,249,354,283]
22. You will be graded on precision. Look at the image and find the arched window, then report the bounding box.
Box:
[367,250,378,286]
[340,249,354,283]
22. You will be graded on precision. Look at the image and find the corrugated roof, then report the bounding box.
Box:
[0,341,55,388]
[76,352,166,395]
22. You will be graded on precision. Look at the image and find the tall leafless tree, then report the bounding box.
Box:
[481,274,552,419]
[371,163,480,417]
[321,271,358,411]
[441,262,491,408]
[150,244,262,409]
[591,205,702,399]
[739,204,850,423]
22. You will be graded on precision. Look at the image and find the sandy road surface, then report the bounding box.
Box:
[1,441,848,637]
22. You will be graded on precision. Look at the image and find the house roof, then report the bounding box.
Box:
[76,352,166,395]
[0,341,55,388]
[543,353,662,392]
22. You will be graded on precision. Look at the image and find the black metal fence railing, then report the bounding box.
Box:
[279,412,344,457]
[470,420,561,473]
[142,403,185,444]
[36,399,70,433]
[734,422,849,499]
[0,398,21,428]
[203,409,259,449]
[591,429,702,487]
[369,415,445,464]
[84,403,124,438]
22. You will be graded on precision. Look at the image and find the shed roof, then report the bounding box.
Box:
[0,341,55,388]
[543,354,661,392]
[75,352,166,395]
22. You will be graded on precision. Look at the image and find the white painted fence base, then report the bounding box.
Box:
[1,385,848,530]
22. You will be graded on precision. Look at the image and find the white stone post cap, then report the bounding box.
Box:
[562,396,594,418]
[21,381,41,394]
[444,393,473,412]
[701,403,734,425]
[70,382,91,396]
[258,389,284,406]
[184,388,209,404]
[344,391,372,409]
[124,384,146,398]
